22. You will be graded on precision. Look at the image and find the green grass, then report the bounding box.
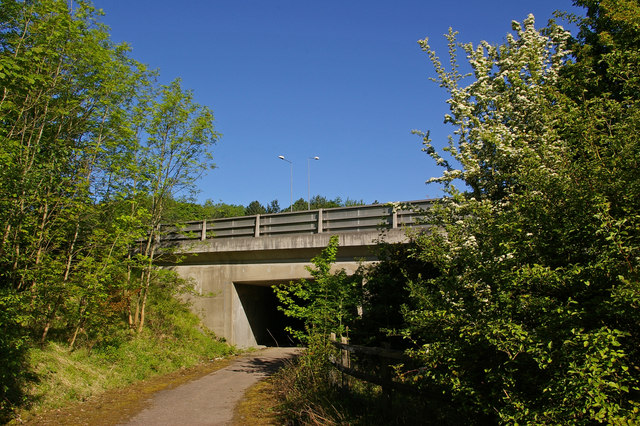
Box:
[11,293,237,421]
[23,333,234,415]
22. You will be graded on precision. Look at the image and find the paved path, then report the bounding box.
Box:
[122,347,300,426]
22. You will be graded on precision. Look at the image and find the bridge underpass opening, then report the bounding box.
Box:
[234,281,303,347]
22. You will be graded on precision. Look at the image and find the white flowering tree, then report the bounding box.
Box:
[398,10,639,423]
[417,15,570,199]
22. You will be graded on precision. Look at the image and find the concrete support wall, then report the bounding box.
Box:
[165,229,410,348]
[173,260,363,348]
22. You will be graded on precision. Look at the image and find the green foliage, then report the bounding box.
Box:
[0,0,225,418]
[0,290,29,422]
[271,335,344,424]
[309,195,342,209]
[391,6,640,423]
[283,195,365,212]
[244,200,267,216]
[270,3,639,423]
[161,197,243,222]
[265,199,281,213]
[25,324,233,416]
[288,197,309,212]
[357,242,438,348]
[274,235,362,344]
[272,331,441,425]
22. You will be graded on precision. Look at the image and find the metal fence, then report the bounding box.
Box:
[160,199,433,241]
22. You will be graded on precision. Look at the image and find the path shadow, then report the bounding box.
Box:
[229,349,301,375]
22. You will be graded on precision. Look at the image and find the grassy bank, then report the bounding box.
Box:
[12,357,234,426]
[5,295,236,423]
[23,336,233,415]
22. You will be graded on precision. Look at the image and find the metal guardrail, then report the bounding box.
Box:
[160,199,433,241]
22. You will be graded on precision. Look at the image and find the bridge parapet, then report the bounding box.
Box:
[161,199,433,242]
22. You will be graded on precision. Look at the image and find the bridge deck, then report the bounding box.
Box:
[161,199,433,242]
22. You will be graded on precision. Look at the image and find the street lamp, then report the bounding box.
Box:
[307,156,319,210]
[278,155,293,212]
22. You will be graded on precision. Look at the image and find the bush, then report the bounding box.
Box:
[0,290,29,422]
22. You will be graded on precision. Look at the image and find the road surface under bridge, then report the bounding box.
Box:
[159,200,432,348]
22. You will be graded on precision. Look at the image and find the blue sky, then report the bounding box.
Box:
[92,0,580,208]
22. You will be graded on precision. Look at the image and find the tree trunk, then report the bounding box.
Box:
[69,297,87,350]
[137,240,157,333]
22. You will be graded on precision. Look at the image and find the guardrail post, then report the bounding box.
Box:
[254,215,261,237]
[317,209,323,233]
[201,219,207,240]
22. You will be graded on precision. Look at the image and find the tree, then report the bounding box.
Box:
[286,198,308,212]
[392,10,639,422]
[357,241,437,348]
[0,0,220,342]
[0,0,153,408]
[265,199,281,214]
[244,200,266,216]
[0,0,223,416]
[207,201,245,218]
[274,235,362,344]
[283,195,364,212]
[309,195,341,209]
[0,0,151,343]
[130,78,219,333]
[342,197,365,207]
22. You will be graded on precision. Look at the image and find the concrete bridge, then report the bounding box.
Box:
[161,200,432,348]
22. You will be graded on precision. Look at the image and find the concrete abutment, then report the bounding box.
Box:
[165,228,411,348]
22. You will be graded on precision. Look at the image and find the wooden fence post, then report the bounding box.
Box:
[382,342,392,410]
[329,333,338,386]
[341,335,350,389]
[327,336,418,407]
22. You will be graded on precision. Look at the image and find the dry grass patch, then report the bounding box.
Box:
[233,378,282,426]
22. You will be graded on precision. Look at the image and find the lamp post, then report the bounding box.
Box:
[307,156,319,210]
[278,155,293,212]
